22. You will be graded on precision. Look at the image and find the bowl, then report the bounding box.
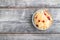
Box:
[32,9,53,30]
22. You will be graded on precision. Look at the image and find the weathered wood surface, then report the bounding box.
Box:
[0,0,60,40]
[0,0,60,7]
[0,34,60,40]
[0,8,59,34]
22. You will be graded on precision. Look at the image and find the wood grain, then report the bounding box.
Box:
[0,8,59,34]
[0,34,60,40]
[0,0,60,7]
[0,0,60,40]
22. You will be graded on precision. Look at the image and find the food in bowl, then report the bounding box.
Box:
[32,9,53,30]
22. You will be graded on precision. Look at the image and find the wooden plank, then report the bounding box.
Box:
[0,34,60,40]
[0,0,60,7]
[0,8,59,34]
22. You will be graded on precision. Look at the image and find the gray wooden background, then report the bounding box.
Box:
[0,0,60,40]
